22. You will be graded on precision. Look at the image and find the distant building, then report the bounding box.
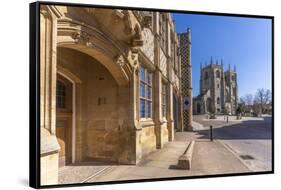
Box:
[193,58,238,115]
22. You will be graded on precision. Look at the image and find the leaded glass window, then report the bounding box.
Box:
[56,80,66,109]
[139,66,153,119]
[162,83,167,118]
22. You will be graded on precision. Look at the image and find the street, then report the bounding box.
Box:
[193,115,272,172]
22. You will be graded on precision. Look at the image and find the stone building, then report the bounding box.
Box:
[193,57,238,115]
[178,29,193,131]
[40,5,183,185]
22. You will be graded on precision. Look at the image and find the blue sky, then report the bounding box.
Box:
[172,13,272,98]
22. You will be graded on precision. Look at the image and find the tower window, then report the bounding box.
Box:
[204,72,209,80]
[217,97,220,104]
[232,75,235,81]
[216,70,220,78]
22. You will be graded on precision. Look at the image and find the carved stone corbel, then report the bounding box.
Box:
[142,16,152,28]
[123,10,134,35]
[114,54,126,67]
[113,9,125,20]
[71,31,91,47]
[125,48,139,71]
[131,24,143,47]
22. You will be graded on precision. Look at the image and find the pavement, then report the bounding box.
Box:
[58,131,250,184]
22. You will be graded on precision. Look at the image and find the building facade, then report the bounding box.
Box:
[193,58,238,115]
[178,29,193,131]
[40,5,183,185]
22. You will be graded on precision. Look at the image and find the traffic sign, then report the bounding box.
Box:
[183,97,190,110]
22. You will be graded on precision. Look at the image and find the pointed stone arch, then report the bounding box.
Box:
[56,18,136,86]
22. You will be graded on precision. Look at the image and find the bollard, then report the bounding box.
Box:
[210,125,213,141]
[226,116,229,123]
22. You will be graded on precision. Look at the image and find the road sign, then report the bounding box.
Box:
[183,97,190,110]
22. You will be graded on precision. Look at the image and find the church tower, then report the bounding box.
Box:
[224,64,238,114]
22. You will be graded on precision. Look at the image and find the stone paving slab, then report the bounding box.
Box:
[58,161,112,184]
[86,132,249,182]
[58,132,250,184]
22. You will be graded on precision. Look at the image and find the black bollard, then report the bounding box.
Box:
[210,125,213,141]
[227,116,229,123]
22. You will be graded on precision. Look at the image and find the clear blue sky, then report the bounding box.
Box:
[172,13,272,98]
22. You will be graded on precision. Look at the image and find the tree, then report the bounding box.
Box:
[244,94,253,106]
[254,88,271,114]
[240,94,253,106]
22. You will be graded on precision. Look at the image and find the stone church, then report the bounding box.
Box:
[39,5,191,185]
[193,57,238,115]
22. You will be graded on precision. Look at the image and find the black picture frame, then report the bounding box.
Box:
[30,1,274,189]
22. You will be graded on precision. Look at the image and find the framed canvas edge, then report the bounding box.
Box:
[29,1,275,189]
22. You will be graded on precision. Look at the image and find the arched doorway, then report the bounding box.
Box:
[197,103,201,114]
[56,74,74,167]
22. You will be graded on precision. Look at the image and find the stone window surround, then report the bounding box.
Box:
[216,70,221,78]
[204,71,209,80]
[161,81,167,119]
[217,97,220,104]
[232,75,235,81]
[56,80,66,109]
[159,13,167,54]
[139,65,153,120]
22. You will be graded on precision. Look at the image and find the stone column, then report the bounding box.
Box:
[153,16,164,148]
[166,56,174,141]
[40,5,60,185]
[154,69,164,148]
[130,66,142,164]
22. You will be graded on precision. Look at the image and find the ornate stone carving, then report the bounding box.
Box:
[125,48,139,70]
[123,10,134,35]
[71,31,91,47]
[142,16,152,28]
[131,24,143,47]
[113,9,125,20]
[115,54,125,67]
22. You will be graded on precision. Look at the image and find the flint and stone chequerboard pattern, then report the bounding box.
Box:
[178,30,193,131]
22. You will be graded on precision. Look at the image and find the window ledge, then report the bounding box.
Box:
[140,119,155,127]
[160,118,168,125]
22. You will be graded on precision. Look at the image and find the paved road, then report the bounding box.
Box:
[193,115,272,172]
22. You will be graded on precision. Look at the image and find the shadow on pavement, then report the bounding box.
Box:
[194,117,272,140]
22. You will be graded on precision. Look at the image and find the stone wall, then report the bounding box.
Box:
[159,48,167,77]
[141,126,157,155]
[161,122,169,144]
[141,28,154,64]
[41,153,59,185]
